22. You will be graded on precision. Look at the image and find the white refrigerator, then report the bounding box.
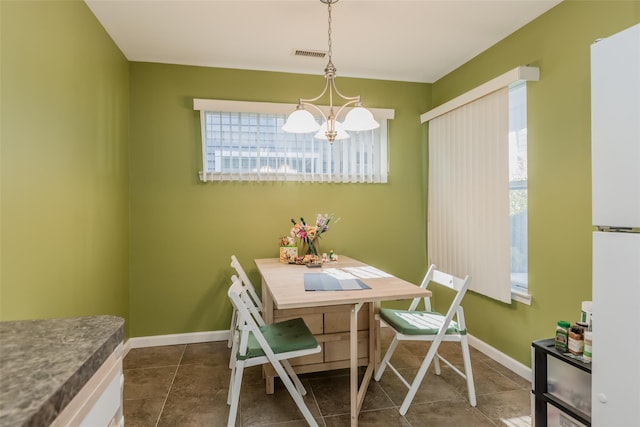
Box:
[591,23,640,427]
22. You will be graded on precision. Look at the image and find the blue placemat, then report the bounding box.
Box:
[304,273,371,291]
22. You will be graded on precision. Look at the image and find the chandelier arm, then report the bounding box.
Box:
[298,101,328,123]
[333,99,362,121]
[329,77,361,104]
[297,77,331,105]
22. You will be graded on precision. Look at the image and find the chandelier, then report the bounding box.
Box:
[282,0,379,143]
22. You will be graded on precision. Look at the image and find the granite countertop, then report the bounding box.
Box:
[0,315,125,427]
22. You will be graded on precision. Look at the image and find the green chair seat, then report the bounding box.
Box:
[238,318,318,360]
[379,308,465,336]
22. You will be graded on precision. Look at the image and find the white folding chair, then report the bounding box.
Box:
[228,255,262,349]
[374,264,476,415]
[227,276,321,427]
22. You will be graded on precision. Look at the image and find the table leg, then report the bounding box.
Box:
[350,302,376,427]
[372,301,381,376]
[350,303,359,426]
[262,277,275,395]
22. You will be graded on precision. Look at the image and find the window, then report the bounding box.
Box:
[423,66,537,305]
[427,88,512,303]
[508,82,528,298]
[193,99,393,183]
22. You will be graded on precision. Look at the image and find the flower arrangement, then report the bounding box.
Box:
[289,214,337,256]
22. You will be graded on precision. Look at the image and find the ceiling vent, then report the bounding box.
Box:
[292,49,327,59]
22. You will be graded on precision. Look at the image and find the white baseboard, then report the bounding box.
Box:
[125,330,229,353]
[468,334,532,382]
[123,328,531,383]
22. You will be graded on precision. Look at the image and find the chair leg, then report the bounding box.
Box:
[228,309,238,348]
[399,341,439,416]
[374,335,399,381]
[227,360,245,427]
[460,335,477,406]
[433,352,441,375]
[227,359,235,405]
[282,359,307,396]
[270,361,319,427]
[228,329,238,369]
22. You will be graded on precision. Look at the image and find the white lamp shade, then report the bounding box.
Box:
[282,109,320,133]
[315,121,349,140]
[342,107,380,131]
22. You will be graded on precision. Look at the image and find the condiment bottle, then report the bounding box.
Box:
[568,325,584,355]
[555,320,570,352]
[583,326,592,362]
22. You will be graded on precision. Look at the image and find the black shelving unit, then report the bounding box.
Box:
[532,338,592,427]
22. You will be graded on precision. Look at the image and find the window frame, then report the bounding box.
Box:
[193,99,394,183]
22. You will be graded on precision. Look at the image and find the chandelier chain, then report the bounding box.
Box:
[327,2,332,62]
[282,0,378,142]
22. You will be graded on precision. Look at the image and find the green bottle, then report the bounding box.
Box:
[555,320,570,352]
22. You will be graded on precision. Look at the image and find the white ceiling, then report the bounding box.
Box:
[85,0,561,84]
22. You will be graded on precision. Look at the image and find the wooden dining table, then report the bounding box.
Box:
[254,255,431,426]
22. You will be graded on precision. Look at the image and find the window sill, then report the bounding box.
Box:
[511,289,532,305]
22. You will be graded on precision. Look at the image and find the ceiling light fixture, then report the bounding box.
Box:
[282,0,379,143]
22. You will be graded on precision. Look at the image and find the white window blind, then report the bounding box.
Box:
[194,99,392,183]
[428,88,512,303]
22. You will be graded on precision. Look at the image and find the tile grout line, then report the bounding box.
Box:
[373,377,413,426]
[154,345,187,427]
[306,378,328,427]
[481,359,531,390]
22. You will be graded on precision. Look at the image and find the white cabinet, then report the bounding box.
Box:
[51,344,124,427]
[591,232,640,427]
[591,23,640,229]
[0,316,124,426]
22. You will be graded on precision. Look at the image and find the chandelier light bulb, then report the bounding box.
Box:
[282,108,320,133]
[342,106,380,131]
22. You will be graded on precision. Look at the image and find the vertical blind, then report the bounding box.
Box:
[198,109,388,183]
[428,87,512,303]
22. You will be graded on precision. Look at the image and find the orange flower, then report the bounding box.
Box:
[307,226,317,239]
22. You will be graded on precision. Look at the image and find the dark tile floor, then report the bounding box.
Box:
[123,328,532,427]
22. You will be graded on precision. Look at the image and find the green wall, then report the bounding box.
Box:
[0,1,130,327]
[128,63,430,337]
[2,0,637,368]
[429,0,639,364]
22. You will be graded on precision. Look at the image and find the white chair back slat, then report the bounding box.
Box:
[229,277,280,361]
[232,275,264,327]
[230,255,263,311]
[228,255,263,350]
[430,272,471,343]
[408,264,435,312]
